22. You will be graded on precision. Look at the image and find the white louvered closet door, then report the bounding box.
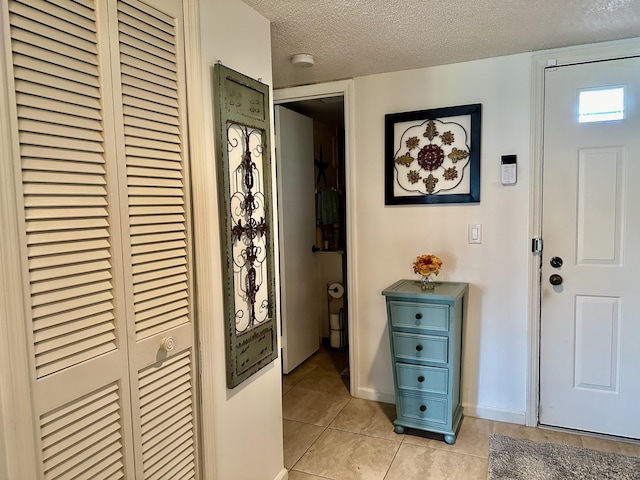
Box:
[6,0,198,478]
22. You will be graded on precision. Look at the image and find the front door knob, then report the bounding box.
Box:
[550,256,563,268]
[549,274,563,286]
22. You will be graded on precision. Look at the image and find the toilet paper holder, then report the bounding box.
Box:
[327,283,347,350]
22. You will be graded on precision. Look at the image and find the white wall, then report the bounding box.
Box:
[196,1,286,479]
[352,53,532,423]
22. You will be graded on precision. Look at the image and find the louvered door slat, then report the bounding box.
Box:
[130,204,185,215]
[29,249,111,270]
[20,131,104,152]
[130,214,185,227]
[119,12,173,48]
[33,303,114,332]
[28,228,108,244]
[37,342,116,378]
[135,290,188,315]
[25,207,108,221]
[33,312,114,343]
[121,64,176,91]
[125,126,180,145]
[136,312,187,335]
[132,247,186,267]
[43,423,120,469]
[127,155,182,171]
[145,428,193,478]
[25,195,108,207]
[22,158,106,174]
[131,231,185,246]
[39,384,126,479]
[47,0,95,17]
[14,60,99,89]
[134,263,186,283]
[122,93,178,117]
[133,251,187,274]
[29,238,109,257]
[141,388,191,429]
[31,270,112,295]
[11,0,95,31]
[123,105,180,127]
[139,350,195,479]
[122,74,177,99]
[23,169,106,184]
[10,8,96,45]
[135,281,188,306]
[12,38,98,72]
[122,83,178,108]
[34,323,115,357]
[32,278,112,306]
[15,68,100,99]
[131,238,184,254]
[134,274,187,296]
[143,423,191,460]
[19,98,103,122]
[146,444,194,480]
[19,118,103,141]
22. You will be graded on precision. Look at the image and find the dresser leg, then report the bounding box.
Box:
[393,424,405,434]
[444,434,456,445]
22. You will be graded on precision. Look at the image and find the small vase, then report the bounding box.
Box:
[420,274,436,291]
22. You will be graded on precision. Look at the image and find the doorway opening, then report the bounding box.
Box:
[275,84,353,395]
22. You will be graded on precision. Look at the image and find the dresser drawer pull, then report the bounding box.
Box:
[415,313,422,320]
[417,376,425,383]
[419,405,427,412]
[415,344,423,352]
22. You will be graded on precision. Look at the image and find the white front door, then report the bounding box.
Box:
[540,56,640,438]
[275,106,320,373]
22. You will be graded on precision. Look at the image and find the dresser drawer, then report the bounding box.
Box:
[396,364,448,395]
[392,332,448,364]
[389,301,449,332]
[397,393,448,425]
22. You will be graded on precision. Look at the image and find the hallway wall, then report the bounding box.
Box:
[197,0,286,479]
[352,53,532,422]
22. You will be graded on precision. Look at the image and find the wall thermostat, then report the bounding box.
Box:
[501,155,517,185]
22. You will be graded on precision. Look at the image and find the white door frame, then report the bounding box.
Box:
[527,37,640,427]
[274,80,358,395]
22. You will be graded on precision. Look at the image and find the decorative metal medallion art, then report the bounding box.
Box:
[385,104,481,205]
[213,64,277,388]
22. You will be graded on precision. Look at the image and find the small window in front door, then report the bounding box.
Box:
[578,86,625,123]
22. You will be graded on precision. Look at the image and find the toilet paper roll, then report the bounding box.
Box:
[330,313,340,330]
[328,282,344,298]
[330,330,342,348]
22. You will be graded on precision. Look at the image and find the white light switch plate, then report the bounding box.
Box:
[468,224,482,244]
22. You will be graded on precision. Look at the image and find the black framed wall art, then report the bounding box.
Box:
[213,64,278,388]
[385,104,482,205]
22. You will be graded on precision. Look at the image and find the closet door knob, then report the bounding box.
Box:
[415,344,423,352]
[160,336,176,352]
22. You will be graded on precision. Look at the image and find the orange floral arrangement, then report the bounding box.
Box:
[412,254,443,277]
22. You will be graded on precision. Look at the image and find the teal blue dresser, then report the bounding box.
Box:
[382,280,468,444]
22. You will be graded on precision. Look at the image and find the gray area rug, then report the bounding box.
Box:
[489,434,640,479]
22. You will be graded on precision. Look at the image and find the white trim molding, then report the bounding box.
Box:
[274,80,359,397]
[182,0,219,479]
[527,37,640,428]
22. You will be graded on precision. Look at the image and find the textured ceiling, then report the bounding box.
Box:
[241,0,640,89]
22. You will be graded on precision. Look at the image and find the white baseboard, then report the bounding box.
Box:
[354,387,396,405]
[273,468,288,480]
[462,403,526,425]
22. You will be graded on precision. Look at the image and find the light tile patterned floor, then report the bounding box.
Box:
[283,346,640,480]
